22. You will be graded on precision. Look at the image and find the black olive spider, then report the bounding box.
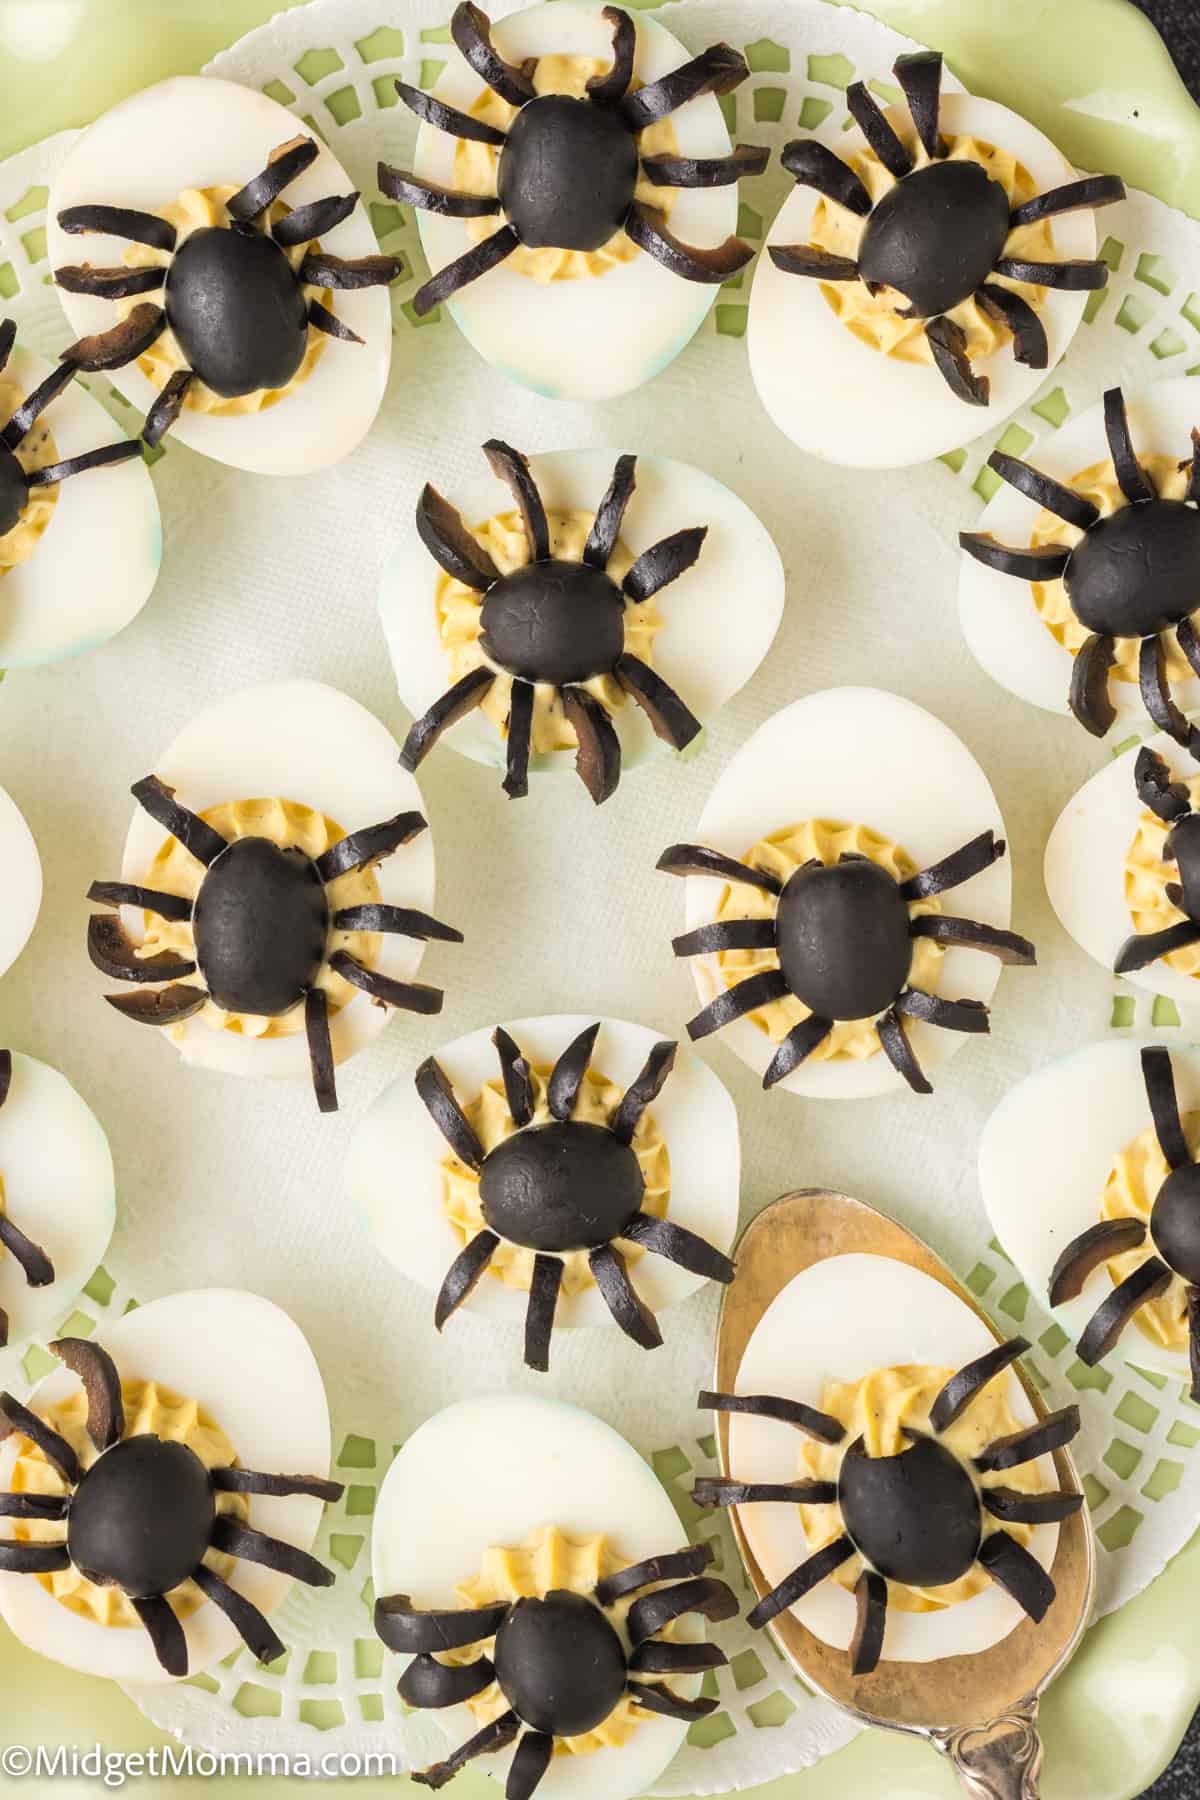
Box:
[53,136,399,443]
[86,777,461,1113]
[695,1343,1082,1673]
[0,1052,53,1348]
[770,49,1123,404]
[0,318,141,537]
[962,388,1200,744]
[378,3,766,317]
[1049,1045,1200,1390]
[400,440,708,804]
[0,1336,343,1677]
[658,831,1035,1092]
[1116,748,1200,979]
[375,1538,737,1794]
[415,1022,734,1369]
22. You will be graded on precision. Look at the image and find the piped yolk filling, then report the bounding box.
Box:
[0,375,58,573]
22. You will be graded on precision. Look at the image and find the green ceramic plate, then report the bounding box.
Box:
[1,0,1198,1794]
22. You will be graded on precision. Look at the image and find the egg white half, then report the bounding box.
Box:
[112,679,437,1079]
[46,77,391,475]
[1043,729,1200,1018]
[379,447,784,777]
[726,1252,1058,1662]
[373,1392,702,1800]
[0,345,160,668]
[349,1012,739,1332]
[0,1054,114,1362]
[748,93,1101,469]
[960,378,1200,723]
[980,1035,1197,1382]
[0,1287,333,1682]
[0,782,41,979]
[411,2,738,400]
[675,686,1013,1097]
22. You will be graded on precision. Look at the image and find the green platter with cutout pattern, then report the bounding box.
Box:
[1,0,1199,1795]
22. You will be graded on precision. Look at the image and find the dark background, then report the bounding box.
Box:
[1097,6,1194,1796]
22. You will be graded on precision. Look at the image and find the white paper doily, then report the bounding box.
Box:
[1,0,1200,1790]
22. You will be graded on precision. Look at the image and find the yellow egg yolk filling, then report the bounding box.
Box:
[0,374,59,572]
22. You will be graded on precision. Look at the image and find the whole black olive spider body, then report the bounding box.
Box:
[379,3,767,316]
[86,776,461,1113]
[0,1051,54,1347]
[0,318,141,535]
[375,1538,737,1795]
[0,1337,343,1677]
[53,136,399,445]
[415,1022,734,1369]
[962,388,1200,745]
[1049,1043,1200,1391]
[771,50,1123,404]
[695,1341,1083,1673]
[658,831,1035,1093]
[401,440,709,803]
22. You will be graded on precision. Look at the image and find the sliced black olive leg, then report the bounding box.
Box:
[1115,920,1200,974]
[316,811,428,881]
[1069,632,1118,737]
[492,1026,535,1126]
[629,1681,718,1724]
[747,1536,856,1630]
[910,915,1036,964]
[685,970,789,1042]
[0,1542,71,1573]
[1074,1257,1173,1365]
[1102,386,1156,504]
[414,1056,486,1168]
[976,283,1048,369]
[0,362,75,449]
[142,369,194,448]
[0,1492,68,1521]
[87,914,196,983]
[304,989,337,1115]
[502,678,535,802]
[307,300,363,345]
[641,145,771,188]
[412,225,521,317]
[657,842,783,895]
[1134,747,1192,822]
[589,1244,662,1349]
[974,1405,1081,1472]
[584,454,637,569]
[1140,634,1200,752]
[845,80,912,177]
[982,1487,1085,1525]
[587,5,636,105]
[483,438,549,562]
[958,531,1072,582]
[398,1653,496,1709]
[435,1230,500,1331]
[894,989,990,1034]
[621,43,748,132]
[272,191,360,247]
[561,687,621,805]
[595,1543,714,1606]
[392,80,508,145]
[524,1254,562,1373]
[985,453,1100,530]
[0,319,13,380]
[299,250,401,289]
[930,1337,1030,1432]
[191,1564,285,1665]
[212,1468,343,1502]
[609,1039,676,1143]
[893,49,943,158]
[416,483,501,590]
[132,774,228,866]
[768,243,860,281]
[1010,174,1126,227]
[692,1477,837,1506]
[622,1211,734,1284]
[50,1338,124,1451]
[228,136,319,221]
[375,167,500,218]
[0,1049,9,1109]
[61,303,166,372]
[1142,1044,1191,1169]
[1188,429,1200,506]
[547,1021,600,1120]
[698,1389,845,1445]
[57,204,177,252]
[330,951,445,1016]
[105,986,209,1028]
[623,526,707,603]
[54,264,166,301]
[333,904,461,943]
[977,1531,1055,1623]
[763,1015,833,1089]
[374,1591,508,1654]
[131,1595,188,1676]
[404,674,494,777]
[902,830,1004,900]
[671,918,778,957]
[0,1215,53,1288]
[88,880,193,921]
[876,1007,933,1094]
[27,441,142,488]
[993,256,1109,291]
[630,1641,727,1676]
[411,1711,521,1792]
[506,1728,554,1800]
[614,654,702,752]
[779,140,871,214]
[850,1569,887,1675]
[0,1393,81,1483]
[626,1575,738,1644]
[451,4,536,107]
[926,315,989,406]
[210,1518,335,1588]
[625,206,754,284]
[1177,615,1200,681]
[1188,1285,1200,1404]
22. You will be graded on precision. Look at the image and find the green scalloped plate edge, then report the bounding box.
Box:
[1,0,1199,1794]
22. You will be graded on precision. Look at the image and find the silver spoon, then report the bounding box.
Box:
[709,1188,1095,1800]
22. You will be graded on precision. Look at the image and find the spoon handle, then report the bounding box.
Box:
[932,1699,1043,1799]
